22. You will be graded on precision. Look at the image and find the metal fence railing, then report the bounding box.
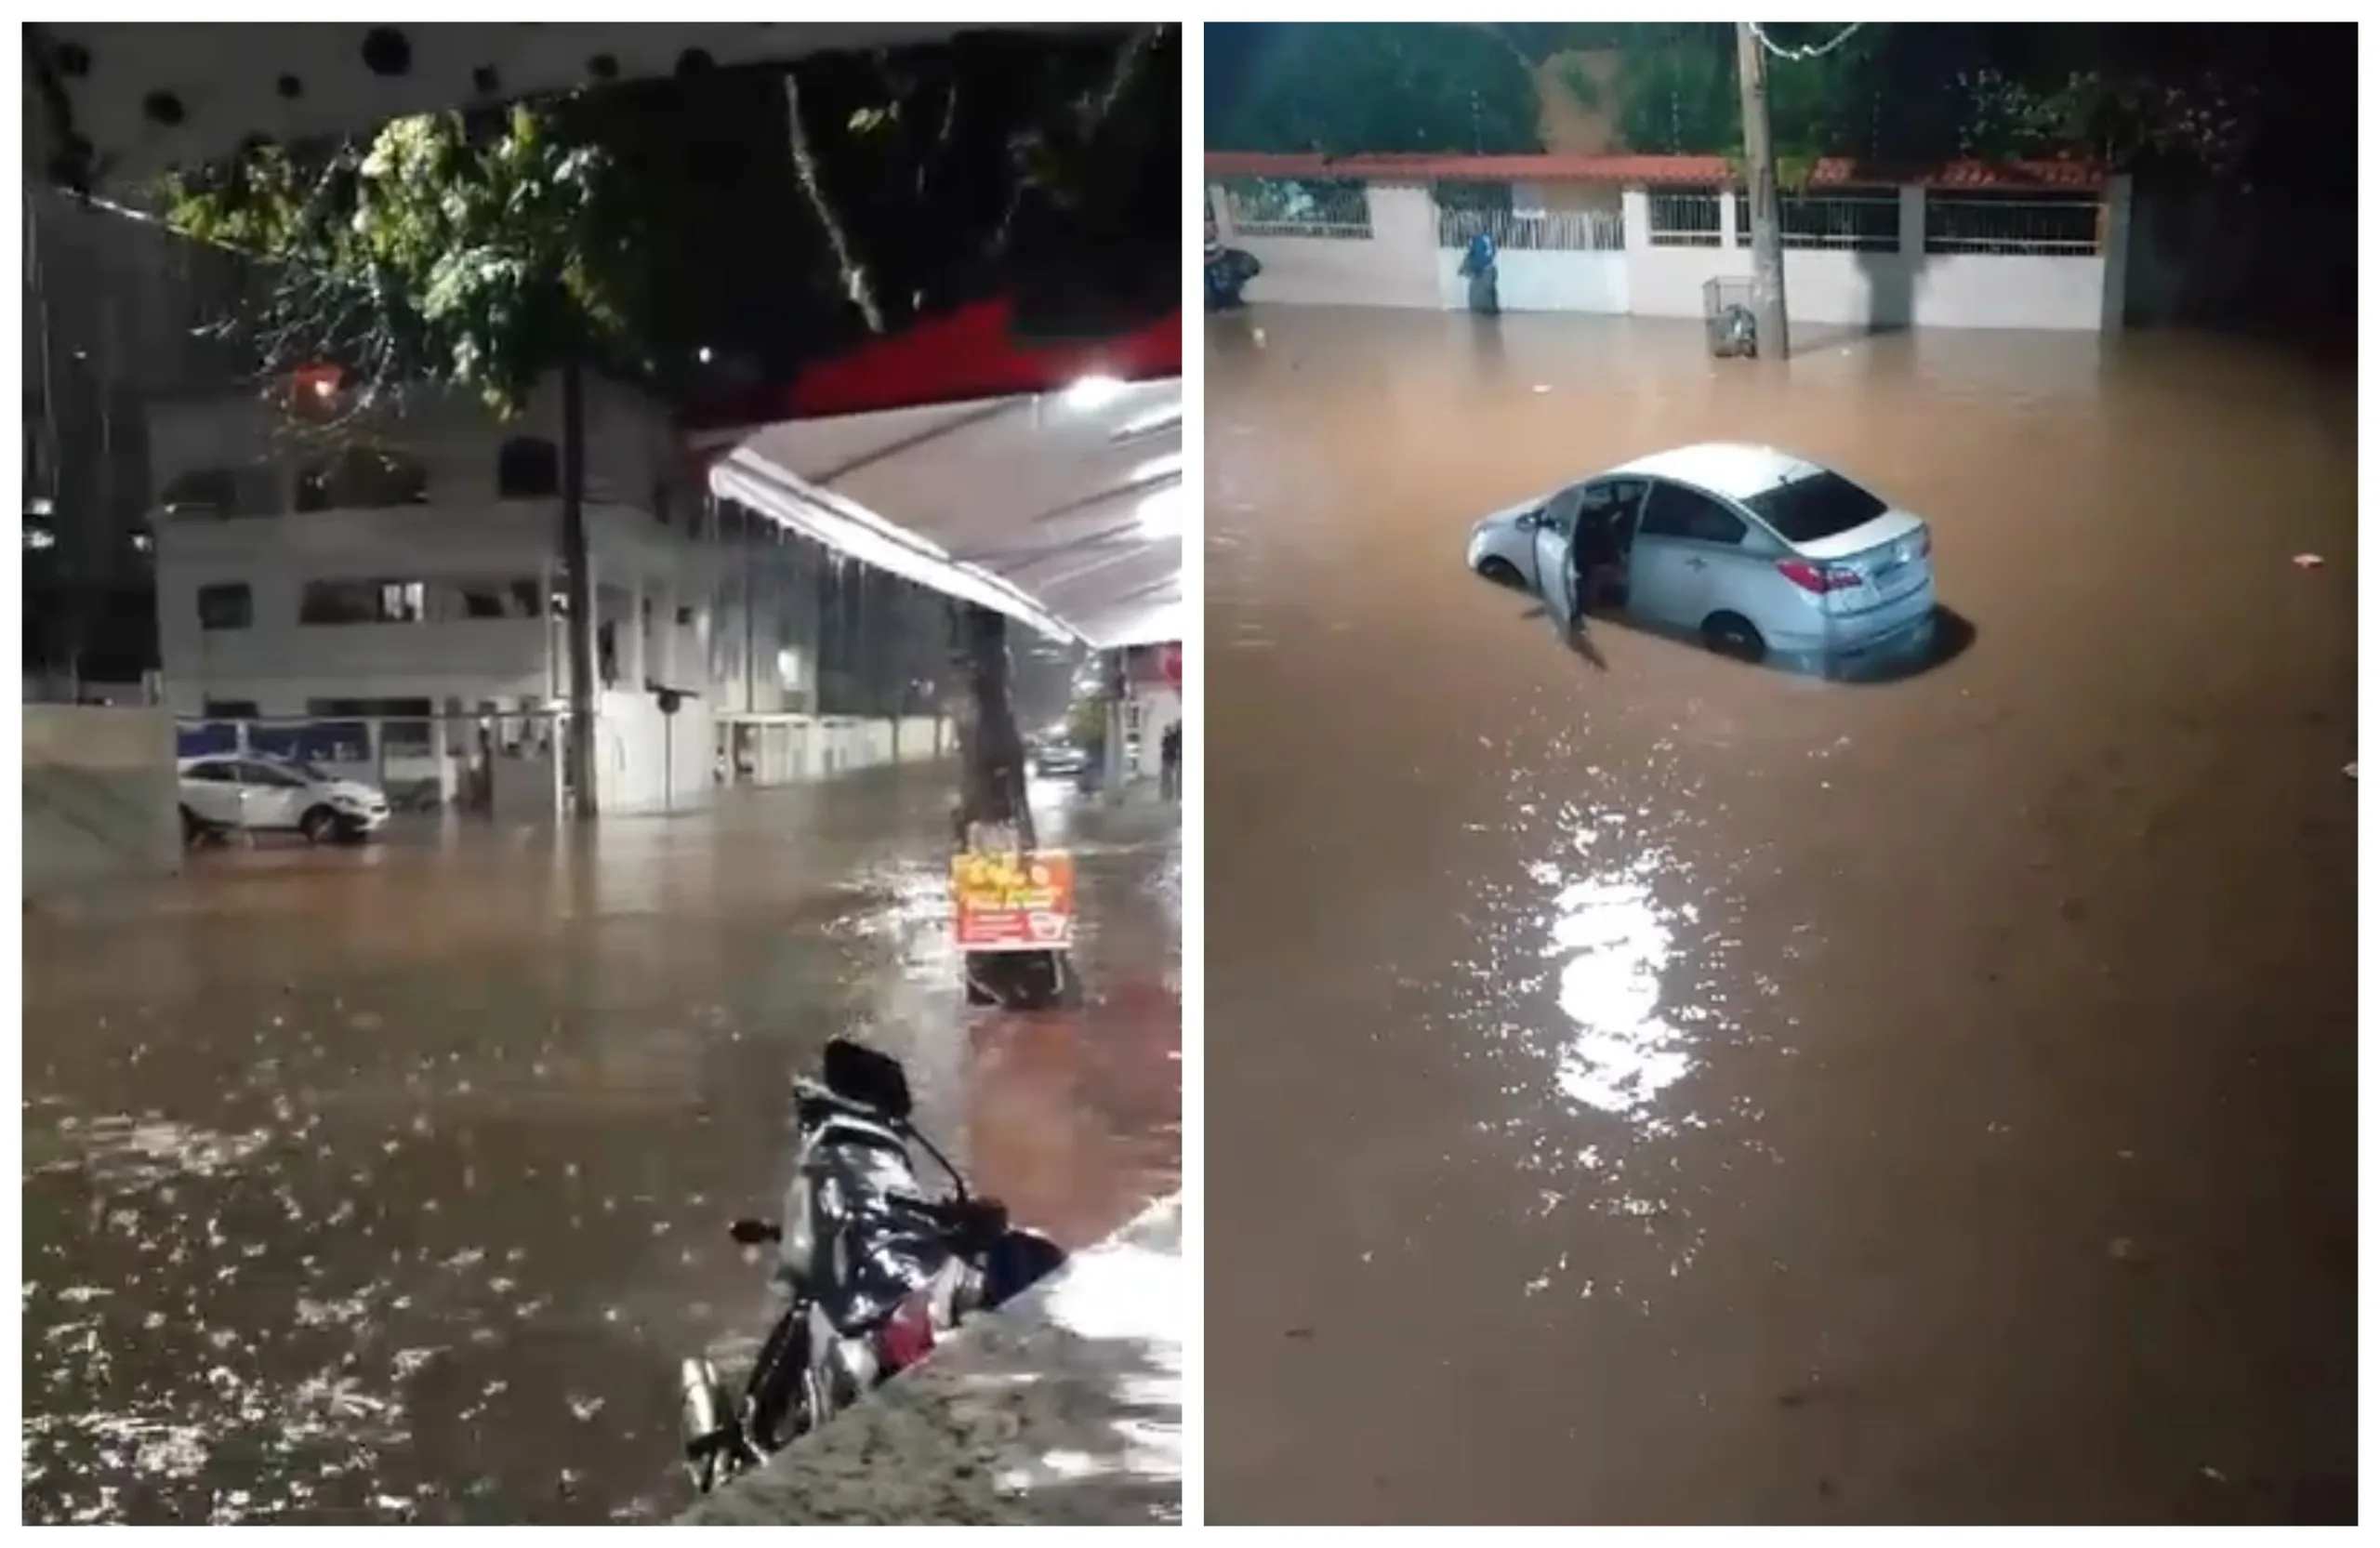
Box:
[1735,192,1903,252]
[1924,193,2105,257]
[1437,205,1625,254]
[1222,178,1373,240]
[1646,189,1726,248]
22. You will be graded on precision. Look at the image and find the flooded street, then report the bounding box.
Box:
[23,767,1180,1525]
[1203,308,2355,1524]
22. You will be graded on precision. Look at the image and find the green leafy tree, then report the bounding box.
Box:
[1212,23,1543,155]
[1611,25,1741,155]
[163,105,643,822]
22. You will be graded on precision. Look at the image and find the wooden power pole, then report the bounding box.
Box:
[1735,22,1790,362]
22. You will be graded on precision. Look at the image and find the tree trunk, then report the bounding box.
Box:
[950,602,1071,1010]
[560,356,600,821]
[1736,23,1792,363]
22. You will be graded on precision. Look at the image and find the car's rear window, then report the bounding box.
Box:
[1740,470,1887,544]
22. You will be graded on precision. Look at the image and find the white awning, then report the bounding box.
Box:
[707,378,1183,650]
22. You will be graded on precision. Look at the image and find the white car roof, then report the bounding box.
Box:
[1610,443,1831,503]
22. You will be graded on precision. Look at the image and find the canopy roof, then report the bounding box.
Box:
[697,300,1183,650]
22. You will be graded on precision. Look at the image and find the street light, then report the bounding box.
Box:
[1063,374,1126,413]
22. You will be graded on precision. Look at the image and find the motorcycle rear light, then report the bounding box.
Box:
[1778,559,1860,594]
[877,1288,941,1373]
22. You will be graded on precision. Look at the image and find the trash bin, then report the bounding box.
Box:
[1703,275,1758,359]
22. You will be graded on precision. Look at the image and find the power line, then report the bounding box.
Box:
[1746,22,1865,63]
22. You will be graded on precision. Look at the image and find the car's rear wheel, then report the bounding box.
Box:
[298,805,340,845]
[1701,611,1767,663]
[1476,557,1525,589]
[178,805,216,847]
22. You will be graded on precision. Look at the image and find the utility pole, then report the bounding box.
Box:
[1735,22,1790,362]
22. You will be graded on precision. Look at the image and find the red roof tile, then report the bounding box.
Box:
[1203,150,2107,192]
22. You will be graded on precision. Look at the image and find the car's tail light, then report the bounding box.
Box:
[1778,560,1861,593]
[876,1286,943,1374]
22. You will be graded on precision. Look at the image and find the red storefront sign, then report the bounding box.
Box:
[952,850,1078,953]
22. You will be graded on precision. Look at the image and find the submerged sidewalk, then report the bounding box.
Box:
[681,1193,1183,1526]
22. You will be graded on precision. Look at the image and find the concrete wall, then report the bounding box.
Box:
[1441,247,1630,314]
[24,706,180,897]
[595,690,717,815]
[1125,686,1182,783]
[717,712,953,789]
[1617,185,2108,334]
[1246,179,2118,334]
[1213,181,1443,311]
[892,715,947,762]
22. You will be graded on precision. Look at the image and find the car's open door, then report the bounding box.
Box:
[1531,486,1582,635]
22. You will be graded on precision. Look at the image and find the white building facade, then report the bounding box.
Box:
[149,375,947,817]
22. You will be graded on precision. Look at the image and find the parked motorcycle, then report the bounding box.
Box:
[677,1037,1066,1494]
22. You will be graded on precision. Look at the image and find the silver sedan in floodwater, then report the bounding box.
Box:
[1465,442,1937,664]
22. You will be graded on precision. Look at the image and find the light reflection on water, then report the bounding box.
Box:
[1534,849,1699,1118]
[1454,789,1765,1297]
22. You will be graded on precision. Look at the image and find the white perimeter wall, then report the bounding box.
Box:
[1623,241,2105,333]
[595,690,716,815]
[1213,182,1442,310]
[1127,686,1182,782]
[25,706,181,897]
[1438,247,1631,314]
[1218,178,2120,335]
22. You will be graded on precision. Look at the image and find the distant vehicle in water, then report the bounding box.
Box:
[1030,736,1091,778]
[177,754,391,845]
[1464,443,1937,666]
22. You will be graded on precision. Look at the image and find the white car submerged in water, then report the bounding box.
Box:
[1465,443,1937,665]
[178,754,391,845]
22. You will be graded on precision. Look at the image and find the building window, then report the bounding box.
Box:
[161,468,244,518]
[307,697,434,757]
[497,437,562,499]
[196,582,253,630]
[300,579,426,625]
[202,699,259,720]
[295,448,431,512]
[453,579,546,619]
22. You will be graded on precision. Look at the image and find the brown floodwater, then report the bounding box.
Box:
[22,768,1180,1525]
[1203,307,2356,1525]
